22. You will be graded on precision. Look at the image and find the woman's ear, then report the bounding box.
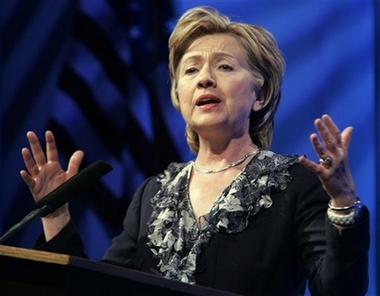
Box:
[174,82,179,100]
[252,89,265,111]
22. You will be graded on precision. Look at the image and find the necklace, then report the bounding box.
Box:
[192,149,259,174]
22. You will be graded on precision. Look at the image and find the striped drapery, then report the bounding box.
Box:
[1,2,378,294]
[1,0,185,257]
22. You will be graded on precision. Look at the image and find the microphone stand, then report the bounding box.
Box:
[0,160,112,245]
[0,205,49,244]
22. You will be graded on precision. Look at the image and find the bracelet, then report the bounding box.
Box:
[328,198,361,212]
[327,208,356,226]
[326,200,364,226]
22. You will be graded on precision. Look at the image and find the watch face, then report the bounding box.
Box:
[353,201,364,220]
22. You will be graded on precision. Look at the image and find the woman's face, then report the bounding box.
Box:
[176,33,262,138]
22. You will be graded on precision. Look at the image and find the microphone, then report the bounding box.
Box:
[0,160,113,244]
[34,160,113,217]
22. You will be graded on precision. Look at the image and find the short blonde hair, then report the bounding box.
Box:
[169,6,285,153]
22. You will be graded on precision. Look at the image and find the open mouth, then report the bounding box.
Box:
[197,98,220,106]
[196,95,221,107]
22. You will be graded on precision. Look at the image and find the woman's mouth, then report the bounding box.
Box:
[196,95,221,107]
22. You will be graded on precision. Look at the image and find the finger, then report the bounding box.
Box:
[66,150,85,178]
[310,133,327,158]
[20,169,35,189]
[321,114,342,146]
[299,155,325,175]
[45,131,59,162]
[21,147,39,176]
[340,126,353,150]
[27,131,47,166]
[314,118,338,154]
[309,135,334,170]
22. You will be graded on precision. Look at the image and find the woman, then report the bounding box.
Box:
[20,6,369,296]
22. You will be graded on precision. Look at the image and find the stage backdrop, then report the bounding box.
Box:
[1,1,378,295]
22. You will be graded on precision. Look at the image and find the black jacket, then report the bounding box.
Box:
[36,163,369,296]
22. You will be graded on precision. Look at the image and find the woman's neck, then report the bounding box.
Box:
[195,136,258,168]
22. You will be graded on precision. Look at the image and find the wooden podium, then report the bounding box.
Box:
[0,245,237,296]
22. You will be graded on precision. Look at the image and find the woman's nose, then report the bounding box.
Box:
[197,68,216,88]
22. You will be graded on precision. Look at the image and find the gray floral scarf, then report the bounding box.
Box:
[146,150,299,284]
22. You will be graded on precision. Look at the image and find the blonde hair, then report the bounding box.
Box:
[169,6,285,153]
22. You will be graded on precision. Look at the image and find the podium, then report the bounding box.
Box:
[0,245,238,296]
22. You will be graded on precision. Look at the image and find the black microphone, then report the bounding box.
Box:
[0,160,113,244]
[34,160,113,217]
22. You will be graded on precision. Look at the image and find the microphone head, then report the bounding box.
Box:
[34,160,113,217]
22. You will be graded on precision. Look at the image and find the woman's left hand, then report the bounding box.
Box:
[299,114,357,207]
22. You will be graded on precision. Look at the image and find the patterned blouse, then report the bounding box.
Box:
[146,150,299,284]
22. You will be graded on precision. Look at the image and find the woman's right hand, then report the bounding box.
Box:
[20,130,84,240]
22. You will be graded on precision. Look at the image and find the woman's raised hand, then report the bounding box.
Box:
[299,114,357,207]
[20,131,84,202]
[20,131,84,240]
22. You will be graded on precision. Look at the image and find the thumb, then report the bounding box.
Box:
[66,150,85,177]
[341,126,353,150]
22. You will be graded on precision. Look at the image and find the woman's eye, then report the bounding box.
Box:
[185,68,197,74]
[220,64,233,71]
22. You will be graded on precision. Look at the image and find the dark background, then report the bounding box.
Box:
[1,1,379,295]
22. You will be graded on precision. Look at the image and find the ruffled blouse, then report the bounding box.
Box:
[146,150,299,284]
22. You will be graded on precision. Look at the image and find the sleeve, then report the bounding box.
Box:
[33,176,159,262]
[291,164,370,296]
[34,220,87,257]
[101,176,159,268]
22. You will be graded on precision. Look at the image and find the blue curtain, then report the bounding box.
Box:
[1,1,378,295]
